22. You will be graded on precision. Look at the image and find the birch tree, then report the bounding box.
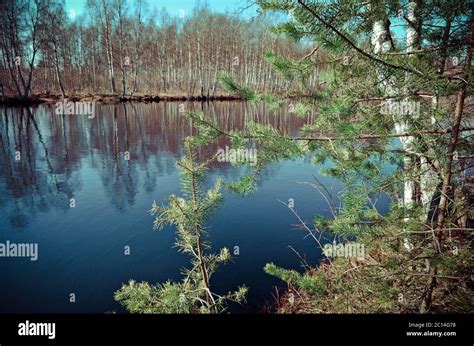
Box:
[87,0,117,93]
[190,0,473,313]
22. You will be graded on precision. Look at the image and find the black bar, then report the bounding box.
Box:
[0,314,471,345]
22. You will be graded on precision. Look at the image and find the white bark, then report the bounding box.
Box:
[407,1,438,215]
[371,15,414,250]
[371,20,415,207]
[401,1,417,207]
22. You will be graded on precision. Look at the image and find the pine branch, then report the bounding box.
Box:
[188,112,474,142]
[296,0,468,84]
[294,127,474,141]
[296,0,422,74]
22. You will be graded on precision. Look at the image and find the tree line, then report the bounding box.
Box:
[0,0,316,100]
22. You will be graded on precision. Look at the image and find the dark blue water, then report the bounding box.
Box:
[0,102,390,313]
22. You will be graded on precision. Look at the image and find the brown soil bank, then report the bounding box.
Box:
[0,93,243,106]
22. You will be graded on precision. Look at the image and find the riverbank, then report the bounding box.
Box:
[0,93,243,106]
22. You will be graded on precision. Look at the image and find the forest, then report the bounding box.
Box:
[0,0,315,100]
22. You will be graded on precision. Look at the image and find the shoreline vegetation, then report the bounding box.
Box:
[0,2,316,105]
[0,92,245,106]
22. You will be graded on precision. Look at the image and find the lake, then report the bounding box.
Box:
[0,102,390,313]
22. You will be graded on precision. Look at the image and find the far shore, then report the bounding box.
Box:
[0,93,244,106]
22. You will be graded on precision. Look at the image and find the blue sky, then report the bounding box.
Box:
[64,0,259,20]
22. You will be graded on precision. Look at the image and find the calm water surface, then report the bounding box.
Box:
[0,102,389,313]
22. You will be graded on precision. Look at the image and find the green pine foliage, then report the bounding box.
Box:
[118,0,472,314]
[185,0,473,313]
[115,141,248,313]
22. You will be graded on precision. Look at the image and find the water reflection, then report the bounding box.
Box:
[0,102,311,228]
